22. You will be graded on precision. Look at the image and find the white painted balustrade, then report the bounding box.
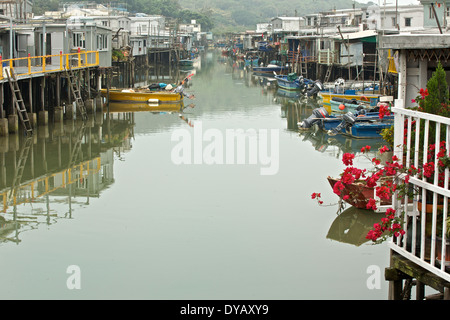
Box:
[390,100,450,282]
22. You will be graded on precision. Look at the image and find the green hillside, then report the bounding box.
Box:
[179,0,358,33]
[32,0,363,34]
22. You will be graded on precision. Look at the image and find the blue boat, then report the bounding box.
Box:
[298,107,393,139]
[244,58,259,67]
[275,74,313,91]
[253,64,288,75]
[179,59,194,67]
[330,97,373,114]
[338,121,393,139]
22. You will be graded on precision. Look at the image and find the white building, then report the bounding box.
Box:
[270,17,305,32]
[179,20,201,34]
[366,4,424,31]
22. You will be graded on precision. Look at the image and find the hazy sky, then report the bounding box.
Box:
[359,0,421,5]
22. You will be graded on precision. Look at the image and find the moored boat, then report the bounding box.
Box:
[331,119,393,139]
[330,97,372,114]
[274,74,301,90]
[319,91,380,110]
[275,74,313,91]
[179,59,194,66]
[100,88,183,103]
[252,62,288,75]
[298,107,393,139]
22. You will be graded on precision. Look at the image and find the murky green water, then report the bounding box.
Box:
[0,51,392,300]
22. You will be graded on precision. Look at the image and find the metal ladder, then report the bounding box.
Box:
[7,137,33,204]
[65,68,88,121]
[5,69,33,136]
[68,124,86,169]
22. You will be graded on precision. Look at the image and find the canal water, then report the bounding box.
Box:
[0,51,392,300]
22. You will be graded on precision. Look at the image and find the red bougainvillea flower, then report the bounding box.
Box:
[366,198,377,210]
[419,88,429,99]
[332,180,345,196]
[378,104,391,119]
[342,153,355,166]
[379,145,390,154]
[423,162,435,178]
[411,99,416,103]
[361,145,371,153]
[372,157,381,166]
[376,185,392,200]
[311,193,323,205]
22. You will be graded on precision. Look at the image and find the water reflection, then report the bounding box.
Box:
[0,113,132,244]
[0,50,392,299]
[327,207,385,247]
[298,129,387,157]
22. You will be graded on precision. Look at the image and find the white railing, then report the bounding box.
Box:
[391,101,450,282]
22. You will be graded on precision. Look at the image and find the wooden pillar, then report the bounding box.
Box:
[28,78,33,113]
[0,83,4,119]
[39,77,48,126]
[416,281,425,300]
[445,286,450,300]
[106,68,110,112]
[131,60,135,88]
[41,77,45,111]
[87,68,91,99]
[397,50,407,102]
[56,73,61,107]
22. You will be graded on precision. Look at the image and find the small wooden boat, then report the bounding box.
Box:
[179,59,194,66]
[319,91,380,110]
[336,120,393,139]
[327,177,392,209]
[298,107,393,139]
[322,112,393,139]
[253,62,288,75]
[330,97,372,114]
[275,74,313,91]
[101,88,183,103]
[244,51,260,67]
[244,58,259,67]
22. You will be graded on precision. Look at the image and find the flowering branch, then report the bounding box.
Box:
[312,140,449,244]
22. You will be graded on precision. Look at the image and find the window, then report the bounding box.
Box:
[447,7,450,17]
[392,17,396,27]
[430,6,435,19]
[97,34,108,50]
[405,17,412,27]
[73,32,85,49]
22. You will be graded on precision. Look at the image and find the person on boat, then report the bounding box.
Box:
[172,81,195,99]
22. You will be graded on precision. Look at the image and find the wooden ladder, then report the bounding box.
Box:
[65,68,88,121]
[5,69,33,136]
[300,56,308,79]
[7,137,33,204]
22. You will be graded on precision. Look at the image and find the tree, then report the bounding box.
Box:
[423,61,450,117]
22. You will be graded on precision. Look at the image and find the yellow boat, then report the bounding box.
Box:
[319,91,380,110]
[105,101,186,113]
[100,88,183,103]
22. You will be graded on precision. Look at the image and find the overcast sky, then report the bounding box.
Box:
[359,0,421,5]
